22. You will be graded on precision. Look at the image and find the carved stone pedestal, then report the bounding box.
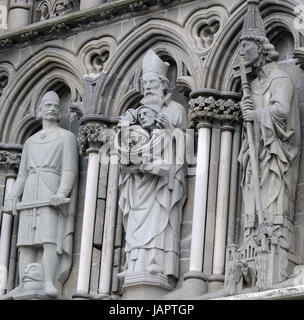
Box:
[10,290,58,300]
[121,273,176,300]
[72,293,115,300]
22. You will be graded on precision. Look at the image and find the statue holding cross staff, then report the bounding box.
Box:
[238,0,301,252]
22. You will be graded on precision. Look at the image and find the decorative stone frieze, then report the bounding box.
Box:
[0,0,195,50]
[189,89,242,128]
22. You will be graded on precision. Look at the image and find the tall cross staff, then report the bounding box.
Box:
[239,55,267,252]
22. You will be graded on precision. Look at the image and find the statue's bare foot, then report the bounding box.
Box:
[45,282,58,298]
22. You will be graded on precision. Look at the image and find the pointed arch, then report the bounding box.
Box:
[0,48,83,143]
[97,19,203,117]
[202,0,304,91]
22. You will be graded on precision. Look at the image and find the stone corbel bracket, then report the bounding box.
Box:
[188,88,242,129]
[0,0,195,50]
[294,47,304,70]
[0,143,23,173]
[78,114,118,156]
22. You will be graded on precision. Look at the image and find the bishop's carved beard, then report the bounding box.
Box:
[142,89,164,110]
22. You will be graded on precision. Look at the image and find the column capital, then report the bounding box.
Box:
[0,144,22,173]
[189,89,242,129]
[78,114,118,157]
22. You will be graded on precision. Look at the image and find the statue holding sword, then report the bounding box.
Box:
[2,91,78,299]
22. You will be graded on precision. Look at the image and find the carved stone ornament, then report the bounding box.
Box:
[189,93,242,128]
[0,151,21,171]
[77,122,109,156]
[36,0,80,21]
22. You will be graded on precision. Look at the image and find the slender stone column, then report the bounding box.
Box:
[0,146,21,296]
[209,124,234,292]
[203,125,221,275]
[8,0,32,30]
[74,115,118,299]
[77,148,100,294]
[6,213,19,292]
[186,91,241,296]
[98,156,119,295]
[181,89,218,296]
[189,123,212,272]
[227,124,241,246]
[0,177,15,296]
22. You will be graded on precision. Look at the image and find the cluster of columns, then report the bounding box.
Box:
[0,145,22,297]
[185,89,242,295]
[75,115,121,299]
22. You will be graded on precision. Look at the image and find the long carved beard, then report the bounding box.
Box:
[142,92,164,109]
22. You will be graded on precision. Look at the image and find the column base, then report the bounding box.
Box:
[121,272,175,300]
[163,271,208,300]
[208,274,225,293]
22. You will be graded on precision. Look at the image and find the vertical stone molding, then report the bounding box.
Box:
[0,146,21,296]
[77,121,104,294]
[0,177,15,296]
[184,89,215,295]
[186,90,242,295]
[98,156,119,296]
[8,0,32,30]
[76,115,118,297]
[210,123,234,292]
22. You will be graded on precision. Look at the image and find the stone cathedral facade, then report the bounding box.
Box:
[0,0,304,300]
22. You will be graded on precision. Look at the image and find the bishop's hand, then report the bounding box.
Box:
[241,96,256,122]
[155,114,172,129]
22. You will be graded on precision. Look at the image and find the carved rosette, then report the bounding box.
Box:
[0,151,21,171]
[189,90,242,129]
